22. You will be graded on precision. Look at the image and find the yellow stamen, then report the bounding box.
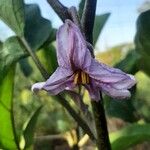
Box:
[86,74,90,84]
[74,73,79,84]
[74,71,90,85]
[81,72,86,84]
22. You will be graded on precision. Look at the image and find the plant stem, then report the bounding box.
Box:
[81,0,97,44]
[20,37,49,80]
[56,95,96,141]
[47,0,71,22]
[81,0,111,149]
[91,98,111,150]
[68,7,82,31]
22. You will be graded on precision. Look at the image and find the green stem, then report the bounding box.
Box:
[56,95,96,141]
[20,37,49,80]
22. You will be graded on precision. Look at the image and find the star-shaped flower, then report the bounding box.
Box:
[32,20,136,101]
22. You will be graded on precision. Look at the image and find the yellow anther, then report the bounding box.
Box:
[81,72,86,84]
[74,71,90,85]
[86,74,90,84]
[74,73,79,84]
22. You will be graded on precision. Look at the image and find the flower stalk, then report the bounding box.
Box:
[81,0,111,149]
[81,0,97,44]
[47,0,71,22]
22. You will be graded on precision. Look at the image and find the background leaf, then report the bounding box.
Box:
[22,106,42,149]
[0,66,19,150]
[93,13,110,45]
[105,86,138,122]
[24,4,56,50]
[135,10,150,76]
[115,50,139,74]
[19,59,33,77]
[0,0,25,36]
[104,49,141,122]
[110,124,150,150]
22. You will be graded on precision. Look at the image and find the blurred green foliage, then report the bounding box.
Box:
[0,0,150,149]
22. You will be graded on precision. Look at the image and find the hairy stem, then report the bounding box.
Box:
[20,37,49,80]
[47,0,71,22]
[68,7,82,31]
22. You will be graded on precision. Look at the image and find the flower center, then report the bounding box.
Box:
[74,70,90,85]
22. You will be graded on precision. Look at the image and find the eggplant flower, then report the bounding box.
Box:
[32,20,136,101]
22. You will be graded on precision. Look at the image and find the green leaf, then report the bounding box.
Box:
[38,44,58,74]
[110,124,150,150]
[0,66,19,150]
[22,106,42,149]
[93,13,110,45]
[135,10,150,56]
[115,50,139,74]
[135,10,150,76]
[78,0,86,18]
[0,36,26,81]
[105,86,138,122]
[24,4,55,50]
[0,0,25,36]
[139,55,150,76]
[19,59,33,77]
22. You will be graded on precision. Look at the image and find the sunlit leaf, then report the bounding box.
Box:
[0,66,19,149]
[38,44,58,74]
[0,0,25,36]
[22,106,42,149]
[93,13,110,45]
[110,124,150,150]
[0,36,26,81]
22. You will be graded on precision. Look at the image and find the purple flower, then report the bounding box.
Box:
[32,20,136,101]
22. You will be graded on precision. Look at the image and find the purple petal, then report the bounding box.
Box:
[112,75,136,90]
[43,67,74,94]
[44,78,75,95]
[32,82,45,92]
[86,59,136,84]
[85,59,136,99]
[32,67,75,95]
[98,83,131,99]
[57,20,92,70]
[84,79,100,101]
